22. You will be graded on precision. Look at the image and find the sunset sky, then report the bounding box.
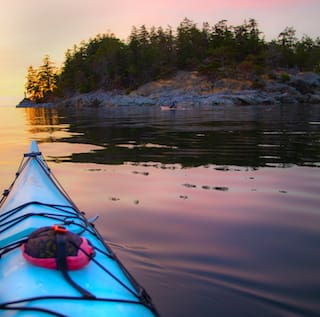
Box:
[1,0,319,106]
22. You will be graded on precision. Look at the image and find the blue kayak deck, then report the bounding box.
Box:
[0,142,158,317]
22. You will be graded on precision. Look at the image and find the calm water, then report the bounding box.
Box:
[0,104,320,316]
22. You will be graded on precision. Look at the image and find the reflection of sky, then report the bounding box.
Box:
[50,159,320,241]
[0,108,29,171]
[51,160,320,316]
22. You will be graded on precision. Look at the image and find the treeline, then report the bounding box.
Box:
[25,18,320,102]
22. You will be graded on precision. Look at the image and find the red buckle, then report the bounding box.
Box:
[52,225,67,233]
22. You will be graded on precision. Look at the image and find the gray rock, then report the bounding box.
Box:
[44,71,320,108]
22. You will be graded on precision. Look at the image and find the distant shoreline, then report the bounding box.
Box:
[17,71,320,108]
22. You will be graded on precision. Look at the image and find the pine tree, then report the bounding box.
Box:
[25,55,57,102]
[25,66,39,101]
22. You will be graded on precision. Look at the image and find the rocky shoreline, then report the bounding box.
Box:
[17,71,320,108]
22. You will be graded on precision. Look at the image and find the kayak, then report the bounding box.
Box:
[0,141,159,317]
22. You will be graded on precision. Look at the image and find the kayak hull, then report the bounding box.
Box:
[0,141,158,317]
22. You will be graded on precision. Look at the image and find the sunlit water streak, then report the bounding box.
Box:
[0,104,319,316]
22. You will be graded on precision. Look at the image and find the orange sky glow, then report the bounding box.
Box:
[0,0,319,106]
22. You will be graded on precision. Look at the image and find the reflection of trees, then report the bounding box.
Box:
[25,107,60,126]
[23,106,320,168]
[62,127,320,168]
[24,107,65,141]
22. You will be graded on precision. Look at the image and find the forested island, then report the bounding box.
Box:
[20,18,320,107]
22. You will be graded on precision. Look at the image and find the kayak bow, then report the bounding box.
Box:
[0,141,158,317]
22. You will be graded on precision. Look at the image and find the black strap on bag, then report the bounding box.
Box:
[54,225,95,299]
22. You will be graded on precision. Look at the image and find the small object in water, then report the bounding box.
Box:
[109,196,120,201]
[212,186,229,191]
[182,183,197,188]
[160,101,177,111]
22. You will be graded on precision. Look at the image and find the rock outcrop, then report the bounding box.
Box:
[19,71,320,108]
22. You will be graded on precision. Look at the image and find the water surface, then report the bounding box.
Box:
[0,104,320,316]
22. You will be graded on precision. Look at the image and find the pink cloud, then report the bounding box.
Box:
[200,0,317,9]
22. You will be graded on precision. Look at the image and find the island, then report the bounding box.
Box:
[17,18,320,108]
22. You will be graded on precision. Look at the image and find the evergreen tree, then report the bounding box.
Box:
[25,66,39,101]
[176,18,208,69]
[25,55,57,102]
[38,55,58,100]
[276,27,298,68]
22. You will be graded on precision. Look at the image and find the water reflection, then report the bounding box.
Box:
[88,162,320,317]
[25,107,60,125]
[2,104,320,316]
[24,104,320,168]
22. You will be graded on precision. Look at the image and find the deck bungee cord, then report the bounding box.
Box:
[0,296,155,317]
[0,142,159,316]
